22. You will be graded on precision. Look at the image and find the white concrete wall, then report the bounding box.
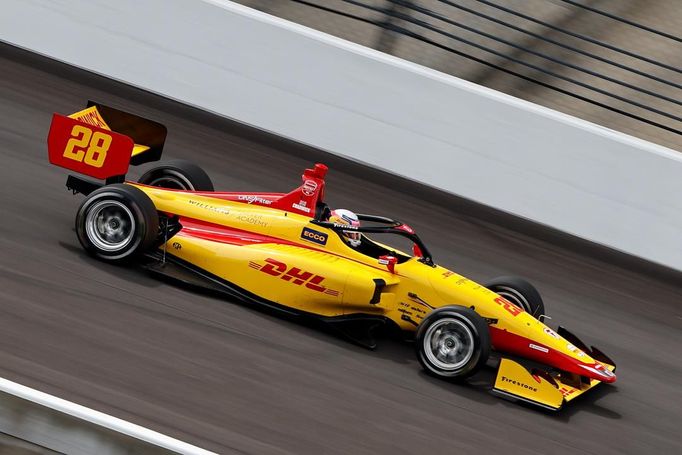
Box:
[0,377,216,454]
[2,0,681,270]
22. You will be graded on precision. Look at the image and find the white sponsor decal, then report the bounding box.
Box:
[333,223,358,229]
[188,199,230,215]
[235,214,267,227]
[302,179,318,196]
[579,363,614,378]
[566,343,585,357]
[292,203,311,213]
[544,327,560,339]
[599,365,615,377]
[238,195,272,205]
[529,343,549,353]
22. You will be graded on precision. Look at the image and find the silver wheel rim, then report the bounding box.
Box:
[85,200,136,252]
[496,286,531,313]
[146,170,193,190]
[423,317,475,371]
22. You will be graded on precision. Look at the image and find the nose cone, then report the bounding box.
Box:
[579,361,617,383]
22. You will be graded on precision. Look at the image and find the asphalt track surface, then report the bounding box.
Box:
[1,43,681,455]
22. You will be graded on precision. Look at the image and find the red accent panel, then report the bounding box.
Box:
[489,327,616,383]
[305,163,329,180]
[270,163,328,217]
[396,224,415,234]
[138,162,329,218]
[47,113,133,179]
[177,217,300,247]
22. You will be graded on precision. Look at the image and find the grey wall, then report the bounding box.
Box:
[2,0,681,270]
[0,392,171,455]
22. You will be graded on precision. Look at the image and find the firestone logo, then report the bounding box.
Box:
[500,376,538,393]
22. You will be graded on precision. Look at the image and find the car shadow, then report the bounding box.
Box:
[59,240,171,289]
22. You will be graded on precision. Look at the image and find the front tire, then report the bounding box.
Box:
[138,159,214,191]
[484,276,545,318]
[75,184,159,263]
[416,306,490,379]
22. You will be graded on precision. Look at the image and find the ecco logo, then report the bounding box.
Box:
[301,227,328,245]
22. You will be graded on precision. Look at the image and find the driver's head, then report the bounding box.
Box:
[329,209,361,247]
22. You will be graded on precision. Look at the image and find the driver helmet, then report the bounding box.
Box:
[329,209,361,247]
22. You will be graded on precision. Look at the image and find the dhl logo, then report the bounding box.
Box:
[249,258,340,296]
[559,387,577,397]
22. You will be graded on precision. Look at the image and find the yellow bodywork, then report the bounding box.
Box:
[47,103,617,411]
[131,183,615,410]
[494,358,616,410]
[133,184,597,342]
[134,184,520,330]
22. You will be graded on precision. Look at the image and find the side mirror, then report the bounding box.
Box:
[378,255,398,273]
[412,243,423,258]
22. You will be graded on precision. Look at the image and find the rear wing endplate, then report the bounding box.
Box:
[47,101,166,181]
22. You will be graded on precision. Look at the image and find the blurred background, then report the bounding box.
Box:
[236,0,682,150]
[1,1,682,453]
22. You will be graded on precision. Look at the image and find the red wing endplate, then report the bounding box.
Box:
[47,113,134,180]
[206,163,329,217]
[271,163,328,216]
[47,102,167,180]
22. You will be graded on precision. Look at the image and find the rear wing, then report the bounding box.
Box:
[47,102,166,181]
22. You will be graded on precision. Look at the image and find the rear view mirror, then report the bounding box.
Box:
[378,255,398,273]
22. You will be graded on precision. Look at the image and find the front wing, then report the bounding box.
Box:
[492,356,616,411]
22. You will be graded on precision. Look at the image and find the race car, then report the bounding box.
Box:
[47,102,617,411]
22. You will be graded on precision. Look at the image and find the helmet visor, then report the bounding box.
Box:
[344,230,361,241]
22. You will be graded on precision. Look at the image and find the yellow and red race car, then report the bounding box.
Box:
[47,102,617,411]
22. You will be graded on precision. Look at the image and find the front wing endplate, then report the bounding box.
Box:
[492,358,615,411]
[493,358,565,410]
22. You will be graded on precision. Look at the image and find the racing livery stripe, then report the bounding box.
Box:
[177,217,305,247]
[488,327,616,383]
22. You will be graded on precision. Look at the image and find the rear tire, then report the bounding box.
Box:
[75,184,159,263]
[138,159,214,191]
[416,306,490,379]
[484,276,545,318]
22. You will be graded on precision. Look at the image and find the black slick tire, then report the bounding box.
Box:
[75,184,159,263]
[415,306,490,379]
[484,276,545,318]
[138,159,214,191]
